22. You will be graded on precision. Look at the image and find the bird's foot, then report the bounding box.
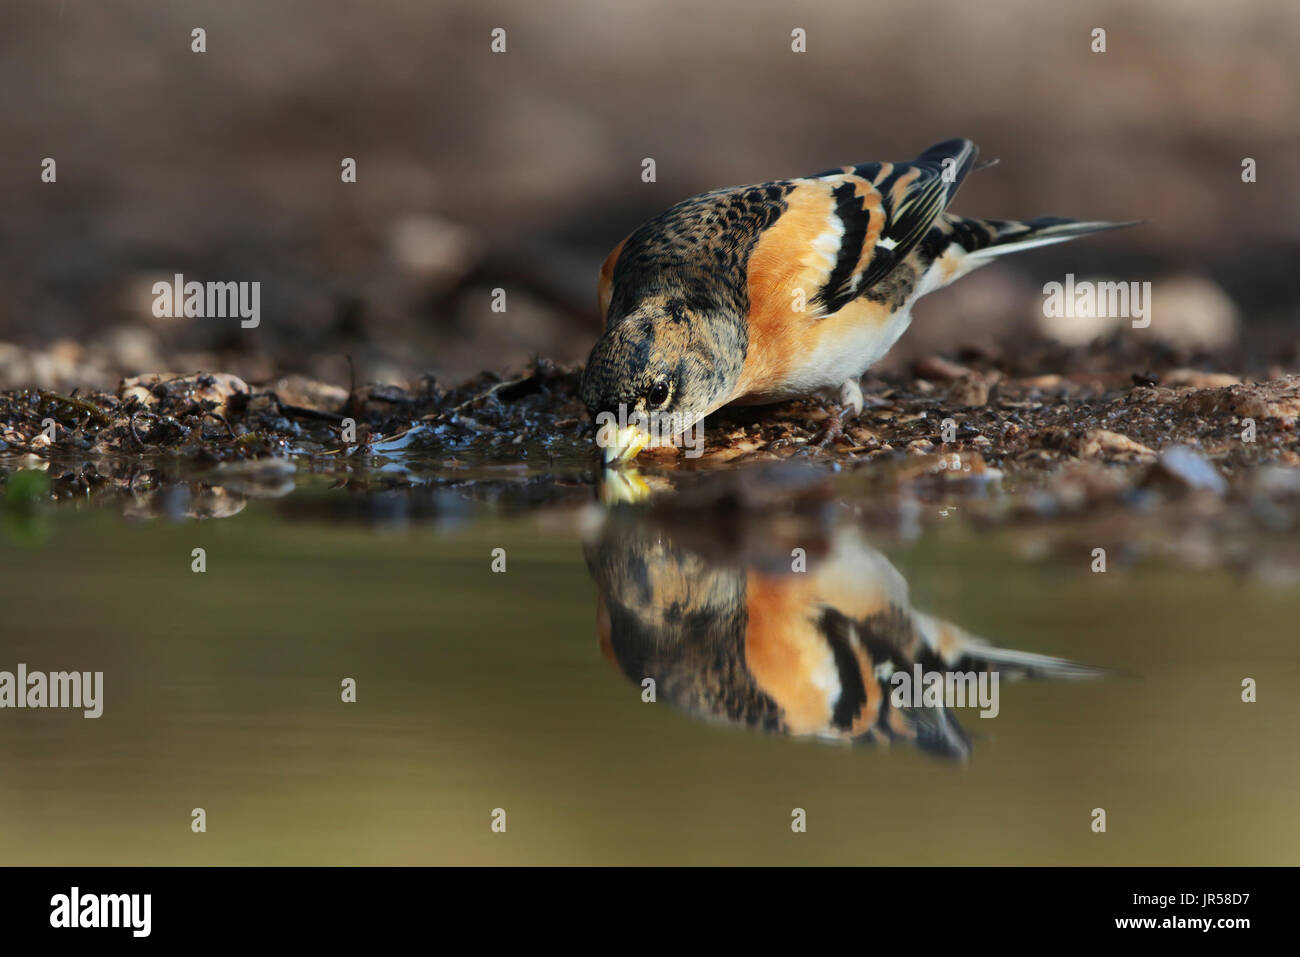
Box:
[812,409,844,449]
[810,378,866,450]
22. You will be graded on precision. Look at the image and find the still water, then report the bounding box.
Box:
[1,460,1297,865]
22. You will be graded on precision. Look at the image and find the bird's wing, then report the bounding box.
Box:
[600,184,794,327]
[597,238,625,327]
[747,138,980,317]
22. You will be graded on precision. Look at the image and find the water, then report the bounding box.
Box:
[1,456,1297,865]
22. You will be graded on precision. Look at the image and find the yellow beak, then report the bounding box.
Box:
[601,424,650,467]
[599,466,651,504]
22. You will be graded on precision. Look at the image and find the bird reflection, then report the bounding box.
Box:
[584,514,1101,760]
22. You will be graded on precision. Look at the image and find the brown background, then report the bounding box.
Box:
[1,0,1296,389]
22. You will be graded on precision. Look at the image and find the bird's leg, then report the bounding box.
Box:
[839,377,866,418]
[813,378,865,448]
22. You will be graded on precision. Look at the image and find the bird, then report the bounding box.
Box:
[584,513,1103,760]
[581,138,1136,465]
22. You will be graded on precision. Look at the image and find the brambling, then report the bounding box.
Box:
[582,138,1135,464]
[585,519,1101,759]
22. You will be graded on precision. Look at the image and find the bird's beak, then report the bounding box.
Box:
[599,466,651,504]
[601,424,650,467]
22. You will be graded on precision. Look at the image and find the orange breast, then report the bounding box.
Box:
[743,573,836,735]
[733,177,886,402]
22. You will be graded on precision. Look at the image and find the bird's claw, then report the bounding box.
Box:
[813,408,845,449]
[807,378,864,450]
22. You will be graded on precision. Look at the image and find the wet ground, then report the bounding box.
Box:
[1,339,1299,864]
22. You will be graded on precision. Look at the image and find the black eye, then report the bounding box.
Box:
[647,381,670,408]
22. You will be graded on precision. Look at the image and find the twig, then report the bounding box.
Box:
[129,410,151,448]
[201,411,238,438]
[431,377,527,419]
[37,389,111,426]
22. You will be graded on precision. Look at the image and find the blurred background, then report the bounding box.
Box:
[1,0,1297,391]
[3,3,1299,866]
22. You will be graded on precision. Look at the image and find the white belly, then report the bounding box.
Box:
[755,249,971,401]
[732,307,912,406]
[800,306,912,390]
[730,249,976,406]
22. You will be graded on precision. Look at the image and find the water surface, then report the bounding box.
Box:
[1,457,1296,865]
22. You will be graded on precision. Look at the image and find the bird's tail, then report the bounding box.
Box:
[915,611,1108,681]
[951,641,1109,681]
[885,613,1106,760]
[946,215,1140,261]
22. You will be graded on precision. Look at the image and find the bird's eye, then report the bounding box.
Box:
[647,381,671,408]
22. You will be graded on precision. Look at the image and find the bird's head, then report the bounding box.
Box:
[580,298,742,466]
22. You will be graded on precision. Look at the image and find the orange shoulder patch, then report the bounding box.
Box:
[597,238,626,328]
[735,176,884,400]
[736,183,834,396]
[743,572,835,735]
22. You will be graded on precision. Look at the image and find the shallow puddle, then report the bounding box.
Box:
[1,449,1298,864]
